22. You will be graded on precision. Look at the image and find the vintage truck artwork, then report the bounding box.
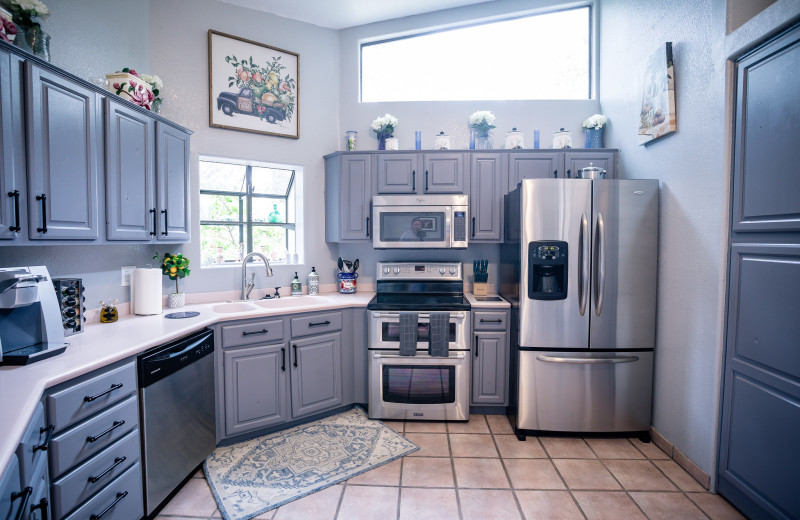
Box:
[209,30,300,138]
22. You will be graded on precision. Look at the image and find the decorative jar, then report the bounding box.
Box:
[167,292,185,309]
[434,131,451,150]
[345,130,357,150]
[475,130,493,150]
[385,137,399,150]
[552,128,573,149]
[584,128,604,148]
[505,128,524,149]
[105,72,154,110]
[376,132,392,150]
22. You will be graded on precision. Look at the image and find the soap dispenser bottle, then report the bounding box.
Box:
[291,272,302,296]
[307,267,320,296]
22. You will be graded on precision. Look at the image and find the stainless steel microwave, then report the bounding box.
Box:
[372,195,468,249]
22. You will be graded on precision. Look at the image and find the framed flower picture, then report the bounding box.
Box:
[638,42,676,145]
[208,30,299,139]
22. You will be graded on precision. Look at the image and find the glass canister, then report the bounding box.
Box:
[552,128,573,149]
[345,130,357,150]
[505,128,524,149]
[434,131,451,150]
[385,137,399,150]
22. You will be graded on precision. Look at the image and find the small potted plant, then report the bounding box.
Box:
[469,110,496,149]
[582,114,608,148]
[371,113,398,150]
[154,252,190,308]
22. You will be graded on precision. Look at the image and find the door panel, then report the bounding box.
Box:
[508,152,562,190]
[590,180,658,350]
[423,154,466,193]
[290,332,342,418]
[377,154,417,193]
[156,122,190,241]
[340,155,371,240]
[224,344,288,436]
[470,153,504,242]
[564,151,616,179]
[471,332,507,405]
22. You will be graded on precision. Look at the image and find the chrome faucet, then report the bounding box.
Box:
[241,252,273,300]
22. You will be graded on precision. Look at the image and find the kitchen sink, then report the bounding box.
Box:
[211,302,257,313]
[253,297,321,309]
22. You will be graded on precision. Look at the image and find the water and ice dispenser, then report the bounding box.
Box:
[527,241,568,300]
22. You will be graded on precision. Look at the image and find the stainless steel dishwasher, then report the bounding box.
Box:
[137,328,216,516]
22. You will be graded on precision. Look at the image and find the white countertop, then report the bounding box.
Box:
[0,291,374,475]
[465,292,510,308]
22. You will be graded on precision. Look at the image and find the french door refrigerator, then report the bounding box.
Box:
[500,178,658,440]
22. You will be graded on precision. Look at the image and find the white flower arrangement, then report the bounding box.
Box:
[139,73,163,91]
[469,110,496,132]
[4,0,49,27]
[371,113,397,135]
[582,114,608,130]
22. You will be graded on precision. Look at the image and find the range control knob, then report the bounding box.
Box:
[383,267,390,275]
[439,267,446,274]
[393,267,400,274]
[449,267,457,274]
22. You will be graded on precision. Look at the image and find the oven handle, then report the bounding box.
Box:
[372,352,466,360]
[371,312,466,320]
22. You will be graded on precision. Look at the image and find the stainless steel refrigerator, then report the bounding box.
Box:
[500,178,658,439]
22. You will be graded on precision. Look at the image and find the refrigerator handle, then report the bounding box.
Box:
[594,212,606,316]
[578,213,589,316]
[536,355,639,364]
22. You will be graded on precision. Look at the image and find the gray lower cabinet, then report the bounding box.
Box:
[469,154,505,242]
[471,310,510,406]
[289,332,343,419]
[3,402,51,520]
[325,154,372,242]
[25,61,101,240]
[0,455,25,520]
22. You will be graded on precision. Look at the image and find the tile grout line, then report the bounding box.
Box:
[546,438,589,520]
[488,418,527,520]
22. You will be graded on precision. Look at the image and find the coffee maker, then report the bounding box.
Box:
[0,266,67,365]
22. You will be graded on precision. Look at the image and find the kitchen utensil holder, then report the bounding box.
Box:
[473,282,488,296]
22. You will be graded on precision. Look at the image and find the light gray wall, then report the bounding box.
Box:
[597,0,800,485]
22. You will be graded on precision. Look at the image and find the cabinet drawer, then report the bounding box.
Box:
[46,362,136,432]
[221,319,285,348]
[473,311,508,331]
[51,428,140,519]
[49,395,139,478]
[63,461,143,520]
[16,402,47,486]
[291,311,343,338]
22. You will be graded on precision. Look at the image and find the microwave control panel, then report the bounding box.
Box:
[377,262,462,281]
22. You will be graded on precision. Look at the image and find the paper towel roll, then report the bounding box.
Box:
[132,268,162,315]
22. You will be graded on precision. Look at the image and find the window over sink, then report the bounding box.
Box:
[360,6,591,102]
[199,156,300,266]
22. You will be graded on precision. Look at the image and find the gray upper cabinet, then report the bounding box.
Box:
[423,153,467,193]
[290,332,343,419]
[25,62,100,240]
[155,122,191,241]
[508,151,562,190]
[376,153,419,193]
[470,154,505,242]
[564,150,617,179]
[0,48,22,241]
[325,154,372,242]
[105,99,156,240]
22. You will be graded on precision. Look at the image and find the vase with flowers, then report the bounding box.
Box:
[371,113,398,150]
[4,0,50,61]
[139,73,164,113]
[582,114,608,148]
[154,252,191,308]
[469,110,496,149]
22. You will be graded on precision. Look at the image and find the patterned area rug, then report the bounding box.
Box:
[204,407,418,520]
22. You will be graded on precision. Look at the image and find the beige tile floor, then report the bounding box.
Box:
[155,415,747,520]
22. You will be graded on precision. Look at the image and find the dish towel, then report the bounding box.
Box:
[428,312,450,357]
[399,312,418,356]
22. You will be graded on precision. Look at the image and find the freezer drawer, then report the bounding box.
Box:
[517,350,653,433]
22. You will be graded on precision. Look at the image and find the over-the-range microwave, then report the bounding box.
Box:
[372,194,468,249]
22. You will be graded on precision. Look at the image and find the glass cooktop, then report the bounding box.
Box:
[367,293,471,311]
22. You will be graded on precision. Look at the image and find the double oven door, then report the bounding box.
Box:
[368,310,470,421]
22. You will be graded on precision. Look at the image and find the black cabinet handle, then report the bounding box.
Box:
[84,383,124,402]
[474,336,479,358]
[553,170,558,178]
[36,194,47,233]
[11,486,32,520]
[8,190,20,232]
[471,217,476,237]
[30,497,48,520]
[89,491,128,520]
[150,208,157,236]
[567,169,571,178]
[292,344,298,367]
[88,456,126,483]
[365,216,370,237]
[308,320,330,327]
[242,329,268,336]
[425,170,429,191]
[412,170,416,191]
[86,420,125,443]
[480,319,503,323]
[33,424,54,452]
[281,347,286,372]
[161,209,168,236]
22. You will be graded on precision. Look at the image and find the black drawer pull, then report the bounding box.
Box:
[36,194,47,233]
[11,486,32,520]
[84,383,124,402]
[8,190,21,232]
[281,347,286,372]
[33,424,55,452]
[242,328,268,336]
[292,344,298,367]
[425,170,429,191]
[480,319,503,323]
[86,420,125,443]
[474,336,479,358]
[88,456,127,483]
[412,171,416,191]
[30,497,48,520]
[161,209,168,236]
[365,216,370,237]
[471,217,476,237]
[553,169,558,178]
[89,491,128,520]
[308,320,331,327]
[150,208,157,236]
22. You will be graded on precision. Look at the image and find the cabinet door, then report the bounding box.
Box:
[470,154,504,242]
[377,153,418,193]
[224,343,289,437]
[564,151,617,179]
[471,331,507,405]
[340,155,372,240]
[0,48,22,240]
[423,153,467,193]
[0,455,24,520]
[105,99,156,240]
[508,152,562,190]
[290,332,343,419]
[25,63,100,240]
[155,122,191,241]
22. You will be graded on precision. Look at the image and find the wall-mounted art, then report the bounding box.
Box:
[638,42,676,145]
[208,30,299,139]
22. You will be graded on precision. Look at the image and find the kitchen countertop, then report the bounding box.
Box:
[0,291,374,476]
[465,292,510,308]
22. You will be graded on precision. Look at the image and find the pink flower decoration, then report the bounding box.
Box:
[113,82,121,89]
